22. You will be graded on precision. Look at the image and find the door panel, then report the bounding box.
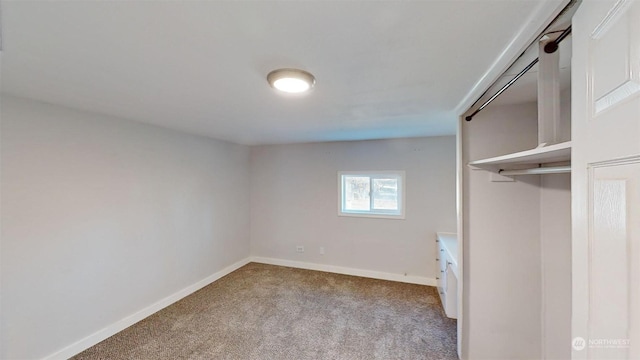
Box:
[585,0,640,162]
[573,0,640,359]
[592,9,631,104]
[589,161,639,359]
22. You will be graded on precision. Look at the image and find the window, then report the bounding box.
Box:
[338,171,405,219]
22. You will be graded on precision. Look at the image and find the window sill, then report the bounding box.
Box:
[338,212,405,220]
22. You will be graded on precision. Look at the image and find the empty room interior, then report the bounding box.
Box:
[2,1,639,359]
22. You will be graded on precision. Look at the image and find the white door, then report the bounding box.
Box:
[572,1,640,359]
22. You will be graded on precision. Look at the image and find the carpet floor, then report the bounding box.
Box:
[73,263,457,359]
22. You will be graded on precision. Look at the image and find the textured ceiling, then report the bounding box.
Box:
[1,1,566,145]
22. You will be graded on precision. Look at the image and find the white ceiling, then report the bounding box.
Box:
[1,1,564,145]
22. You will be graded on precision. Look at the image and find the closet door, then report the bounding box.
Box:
[572,1,640,359]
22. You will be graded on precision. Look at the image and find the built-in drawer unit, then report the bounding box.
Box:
[436,232,458,319]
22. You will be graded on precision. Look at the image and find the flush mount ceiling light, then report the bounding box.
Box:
[267,68,316,94]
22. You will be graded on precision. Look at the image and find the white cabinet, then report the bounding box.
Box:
[436,232,457,319]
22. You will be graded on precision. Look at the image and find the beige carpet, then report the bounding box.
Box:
[73,263,457,359]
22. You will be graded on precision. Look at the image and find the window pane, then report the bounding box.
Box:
[338,171,404,218]
[344,176,370,211]
[372,178,398,210]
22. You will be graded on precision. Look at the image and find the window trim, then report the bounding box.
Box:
[337,171,406,219]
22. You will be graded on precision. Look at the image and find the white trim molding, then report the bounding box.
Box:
[42,257,252,360]
[251,256,437,286]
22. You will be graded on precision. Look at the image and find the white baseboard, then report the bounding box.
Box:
[250,256,437,286]
[43,256,434,359]
[43,257,252,360]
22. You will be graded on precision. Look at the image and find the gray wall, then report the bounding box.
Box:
[250,137,456,281]
[1,96,252,359]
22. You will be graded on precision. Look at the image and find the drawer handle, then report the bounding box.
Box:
[436,258,440,261]
[436,277,440,280]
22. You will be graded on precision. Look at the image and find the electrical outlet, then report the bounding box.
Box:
[319,246,325,255]
[296,245,304,253]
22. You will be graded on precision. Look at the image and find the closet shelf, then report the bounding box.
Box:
[468,141,571,173]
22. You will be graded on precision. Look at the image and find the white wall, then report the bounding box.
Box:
[250,137,456,282]
[462,102,543,359]
[0,96,251,359]
[541,174,571,359]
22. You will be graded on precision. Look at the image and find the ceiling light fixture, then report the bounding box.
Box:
[267,68,316,94]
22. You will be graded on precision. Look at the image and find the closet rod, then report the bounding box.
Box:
[464,59,538,122]
[465,25,572,122]
[498,166,571,176]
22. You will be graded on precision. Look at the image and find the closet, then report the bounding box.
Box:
[460,5,576,359]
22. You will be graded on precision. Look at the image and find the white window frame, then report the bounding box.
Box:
[338,171,406,219]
